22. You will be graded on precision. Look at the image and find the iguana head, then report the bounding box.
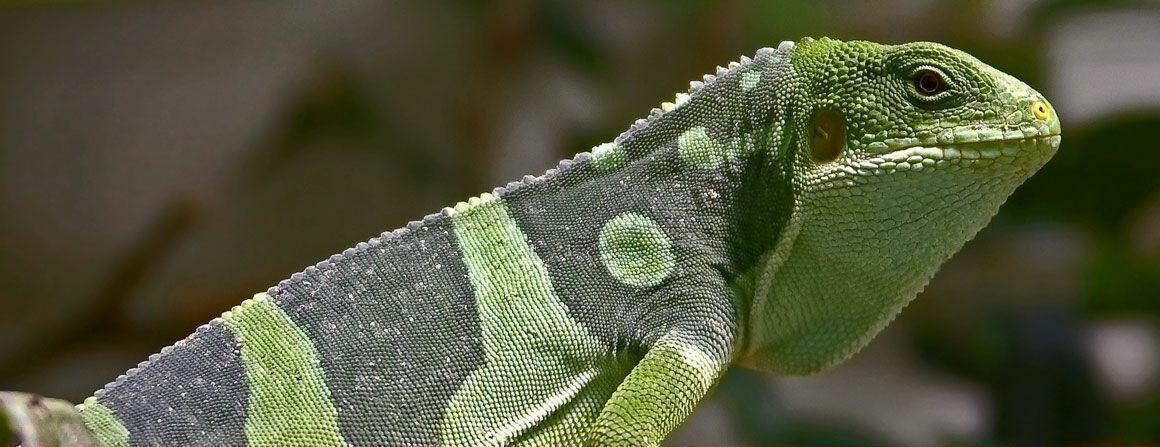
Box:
[742,38,1060,374]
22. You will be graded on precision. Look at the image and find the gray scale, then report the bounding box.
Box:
[97,323,247,447]
[272,217,482,446]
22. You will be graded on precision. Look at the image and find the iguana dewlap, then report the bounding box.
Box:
[3,38,1060,446]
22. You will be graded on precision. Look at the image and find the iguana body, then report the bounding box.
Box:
[5,38,1060,446]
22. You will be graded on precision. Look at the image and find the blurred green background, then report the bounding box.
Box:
[0,1,1157,446]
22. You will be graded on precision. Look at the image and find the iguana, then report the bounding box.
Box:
[0,37,1060,446]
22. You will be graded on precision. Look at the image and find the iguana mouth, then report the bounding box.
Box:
[874,134,1060,167]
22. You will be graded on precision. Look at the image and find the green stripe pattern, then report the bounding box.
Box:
[441,194,613,446]
[222,293,346,447]
[76,398,129,447]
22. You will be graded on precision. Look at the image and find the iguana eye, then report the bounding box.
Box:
[913,69,946,96]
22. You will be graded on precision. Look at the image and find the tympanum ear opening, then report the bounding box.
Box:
[810,110,846,163]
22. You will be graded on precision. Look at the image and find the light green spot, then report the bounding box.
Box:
[741,71,761,91]
[222,294,345,447]
[677,126,727,168]
[590,142,627,171]
[77,398,129,447]
[598,212,676,287]
[443,197,617,446]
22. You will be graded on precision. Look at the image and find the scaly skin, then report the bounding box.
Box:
[741,38,1061,374]
[0,38,1058,446]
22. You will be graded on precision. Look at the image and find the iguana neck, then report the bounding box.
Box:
[479,44,799,349]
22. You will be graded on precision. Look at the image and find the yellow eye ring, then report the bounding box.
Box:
[1031,100,1051,121]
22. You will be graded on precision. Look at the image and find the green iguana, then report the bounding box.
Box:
[1,37,1060,446]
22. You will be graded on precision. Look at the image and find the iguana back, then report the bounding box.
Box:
[79,43,798,447]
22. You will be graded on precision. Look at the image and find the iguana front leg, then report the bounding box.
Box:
[587,333,730,446]
[587,278,737,447]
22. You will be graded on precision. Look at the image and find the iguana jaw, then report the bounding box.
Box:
[873,133,1061,171]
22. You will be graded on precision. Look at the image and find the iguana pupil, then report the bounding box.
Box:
[914,69,945,96]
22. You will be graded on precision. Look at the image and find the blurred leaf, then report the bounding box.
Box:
[0,392,97,447]
[1084,245,1160,316]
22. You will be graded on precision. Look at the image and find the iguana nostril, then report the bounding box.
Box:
[1032,100,1051,121]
